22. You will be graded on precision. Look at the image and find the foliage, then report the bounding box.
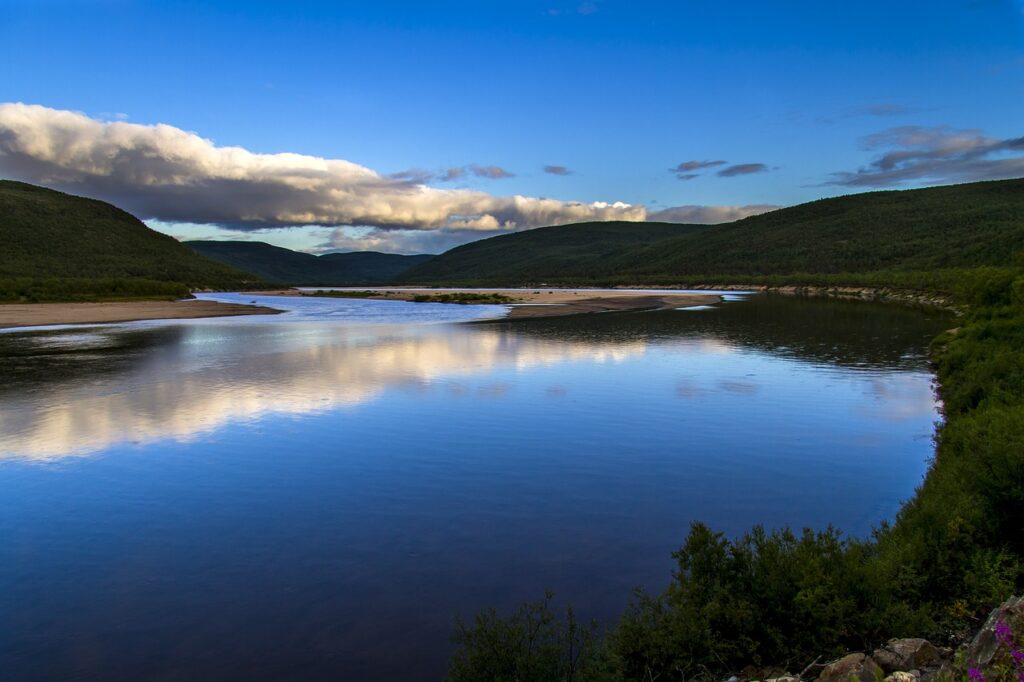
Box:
[0,277,191,302]
[410,292,514,304]
[447,592,619,682]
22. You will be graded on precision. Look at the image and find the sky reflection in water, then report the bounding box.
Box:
[0,293,951,681]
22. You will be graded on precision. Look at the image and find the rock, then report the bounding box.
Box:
[962,595,1024,670]
[767,677,801,682]
[873,639,941,673]
[922,661,957,682]
[884,672,919,682]
[818,653,883,682]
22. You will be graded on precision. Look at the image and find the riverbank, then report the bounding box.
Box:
[251,287,721,319]
[0,299,283,329]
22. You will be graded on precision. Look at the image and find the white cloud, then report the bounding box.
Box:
[0,103,788,252]
[648,204,779,223]
[0,103,643,231]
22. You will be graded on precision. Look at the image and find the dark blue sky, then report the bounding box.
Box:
[1,0,1022,252]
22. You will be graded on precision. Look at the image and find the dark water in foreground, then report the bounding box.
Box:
[0,293,952,681]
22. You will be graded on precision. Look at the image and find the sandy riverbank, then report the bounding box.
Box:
[0,299,283,329]
[252,288,721,319]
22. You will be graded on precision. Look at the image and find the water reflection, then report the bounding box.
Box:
[0,323,648,460]
[0,293,954,682]
[0,295,949,461]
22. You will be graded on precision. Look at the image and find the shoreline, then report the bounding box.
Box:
[251,287,723,320]
[0,299,283,330]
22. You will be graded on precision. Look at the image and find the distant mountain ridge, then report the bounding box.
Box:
[185,240,433,285]
[404,179,1024,285]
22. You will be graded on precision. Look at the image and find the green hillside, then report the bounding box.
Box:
[186,240,433,285]
[0,180,262,300]
[405,179,1024,287]
[403,221,709,283]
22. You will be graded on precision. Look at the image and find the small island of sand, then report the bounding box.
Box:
[252,288,721,320]
[0,299,282,329]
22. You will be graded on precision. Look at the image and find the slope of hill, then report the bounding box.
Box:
[0,180,260,297]
[403,221,710,283]
[186,240,433,285]
[404,179,1024,286]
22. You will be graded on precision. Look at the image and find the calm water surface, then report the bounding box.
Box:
[0,292,952,681]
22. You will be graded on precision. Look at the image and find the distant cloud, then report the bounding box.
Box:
[0,103,643,232]
[671,159,770,180]
[648,204,779,224]
[861,103,920,117]
[438,167,465,182]
[543,165,572,175]
[717,163,770,177]
[671,159,725,180]
[469,164,515,179]
[673,160,727,173]
[828,125,1024,187]
[546,2,599,16]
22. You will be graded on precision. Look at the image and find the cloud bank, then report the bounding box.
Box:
[0,103,640,231]
[829,125,1024,187]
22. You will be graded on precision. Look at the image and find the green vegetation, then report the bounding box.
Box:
[448,265,1024,680]
[186,240,433,285]
[303,289,383,298]
[0,277,190,303]
[407,179,1024,288]
[0,180,261,301]
[410,292,514,304]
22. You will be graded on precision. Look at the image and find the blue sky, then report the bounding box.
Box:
[1,0,1022,253]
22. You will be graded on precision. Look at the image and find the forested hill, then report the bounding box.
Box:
[404,179,1024,285]
[185,240,433,285]
[0,180,260,297]
[402,221,710,283]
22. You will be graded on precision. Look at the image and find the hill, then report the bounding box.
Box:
[0,180,261,300]
[403,221,709,283]
[186,240,433,285]
[404,179,1024,286]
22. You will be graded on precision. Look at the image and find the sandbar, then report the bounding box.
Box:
[253,288,721,320]
[0,299,282,329]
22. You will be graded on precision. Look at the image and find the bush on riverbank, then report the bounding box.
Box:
[448,267,1024,680]
[0,277,192,303]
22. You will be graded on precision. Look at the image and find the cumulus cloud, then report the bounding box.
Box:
[828,125,1024,187]
[648,204,779,224]
[543,165,572,175]
[0,103,640,231]
[717,163,770,177]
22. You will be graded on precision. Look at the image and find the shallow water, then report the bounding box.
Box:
[0,292,952,681]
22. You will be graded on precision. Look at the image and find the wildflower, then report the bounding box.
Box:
[969,667,986,682]
[997,620,1015,646]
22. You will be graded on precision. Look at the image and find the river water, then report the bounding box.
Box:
[0,292,952,680]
